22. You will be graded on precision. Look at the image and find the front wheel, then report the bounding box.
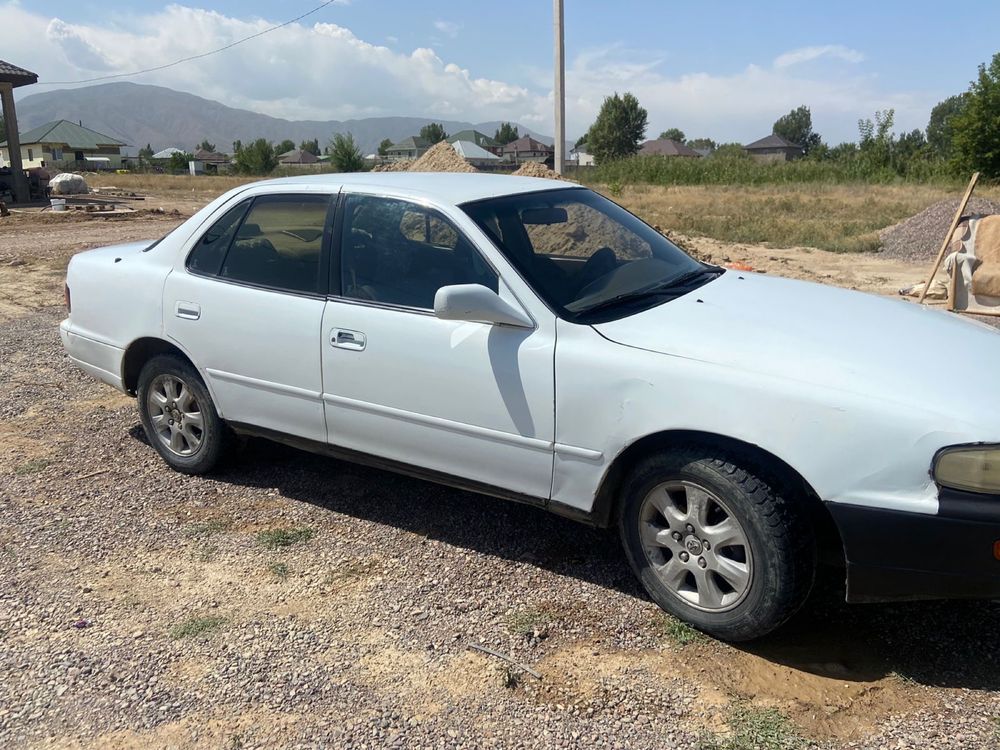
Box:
[619,447,816,641]
[137,354,234,474]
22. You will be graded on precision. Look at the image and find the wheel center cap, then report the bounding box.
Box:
[684,536,703,555]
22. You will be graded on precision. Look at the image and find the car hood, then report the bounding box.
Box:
[593,270,1000,422]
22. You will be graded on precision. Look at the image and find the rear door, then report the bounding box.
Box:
[319,192,557,498]
[163,187,336,443]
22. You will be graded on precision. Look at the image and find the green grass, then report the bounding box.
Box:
[268,562,290,579]
[699,704,805,750]
[650,613,706,647]
[504,607,556,638]
[14,458,52,475]
[587,154,964,187]
[184,518,231,537]
[169,615,226,640]
[256,527,315,550]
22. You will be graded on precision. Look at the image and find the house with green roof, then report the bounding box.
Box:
[0,119,127,171]
[385,136,429,161]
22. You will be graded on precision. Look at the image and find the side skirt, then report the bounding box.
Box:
[227,421,597,526]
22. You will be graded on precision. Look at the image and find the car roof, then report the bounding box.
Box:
[252,172,580,206]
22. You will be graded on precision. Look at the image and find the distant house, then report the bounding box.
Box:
[451,140,501,168]
[191,148,231,174]
[278,148,320,166]
[638,138,702,158]
[151,147,184,160]
[744,134,803,162]
[502,136,553,163]
[387,136,429,161]
[0,119,126,170]
[570,146,595,167]
[447,130,501,155]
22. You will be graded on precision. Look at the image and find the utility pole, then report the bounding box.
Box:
[553,0,565,175]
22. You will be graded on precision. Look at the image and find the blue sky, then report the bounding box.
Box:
[10,1,1000,142]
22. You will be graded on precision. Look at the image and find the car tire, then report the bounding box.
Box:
[137,354,234,475]
[618,446,816,641]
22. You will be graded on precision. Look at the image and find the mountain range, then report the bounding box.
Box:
[14,82,554,156]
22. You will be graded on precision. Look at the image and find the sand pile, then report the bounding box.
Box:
[408,142,477,173]
[371,159,414,172]
[879,197,1000,261]
[512,161,572,180]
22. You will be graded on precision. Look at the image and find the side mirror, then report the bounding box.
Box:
[433,284,534,328]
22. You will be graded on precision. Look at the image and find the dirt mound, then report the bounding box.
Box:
[408,142,477,173]
[878,197,1000,261]
[371,160,414,172]
[512,161,573,181]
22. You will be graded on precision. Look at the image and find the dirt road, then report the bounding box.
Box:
[2,200,998,749]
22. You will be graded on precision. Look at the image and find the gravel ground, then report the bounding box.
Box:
[878,197,1000,262]
[3,209,1000,748]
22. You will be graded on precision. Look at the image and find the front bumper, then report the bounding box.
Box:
[829,489,1000,602]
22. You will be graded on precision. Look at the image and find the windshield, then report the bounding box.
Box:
[462,187,710,320]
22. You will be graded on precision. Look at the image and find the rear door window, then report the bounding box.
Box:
[218,195,331,294]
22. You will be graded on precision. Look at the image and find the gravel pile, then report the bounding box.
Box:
[371,159,414,173]
[878,197,1000,261]
[408,142,478,173]
[512,162,572,180]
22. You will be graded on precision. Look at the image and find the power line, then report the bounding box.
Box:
[37,0,340,86]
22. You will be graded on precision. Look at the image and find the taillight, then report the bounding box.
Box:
[64,284,71,313]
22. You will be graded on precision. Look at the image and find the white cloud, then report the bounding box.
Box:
[773,44,865,69]
[1,3,933,143]
[432,20,461,38]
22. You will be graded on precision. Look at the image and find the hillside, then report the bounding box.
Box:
[13,82,551,155]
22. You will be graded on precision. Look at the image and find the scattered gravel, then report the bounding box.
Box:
[878,197,1000,262]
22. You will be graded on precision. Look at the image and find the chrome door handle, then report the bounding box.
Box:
[331,328,366,351]
[175,301,201,320]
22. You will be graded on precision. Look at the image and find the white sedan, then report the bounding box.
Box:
[60,173,1000,640]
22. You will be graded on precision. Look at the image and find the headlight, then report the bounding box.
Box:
[933,445,1000,494]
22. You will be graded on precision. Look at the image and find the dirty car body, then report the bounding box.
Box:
[61,173,1000,640]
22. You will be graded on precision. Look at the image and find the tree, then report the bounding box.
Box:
[419,122,448,143]
[951,53,1000,177]
[377,137,394,157]
[167,151,193,172]
[138,144,154,164]
[232,140,242,155]
[687,137,716,152]
[857,109,895,171]
[585,92,648,165]
[772,105,822,155]
[300,138,320,156]
[659,128,686,142]
[233,138,278,175]
[713,142,750,159]
[196,139,216,153]
[927,94,967,159]
[494,122,519,145]
[329,132,365,172]
[276,139,296,155]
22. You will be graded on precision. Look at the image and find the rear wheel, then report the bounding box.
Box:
[619,446,815,641]
[137,354,233,474]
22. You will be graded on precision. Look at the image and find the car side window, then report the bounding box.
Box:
[219,194,330,294]
[339,194,498,309]
[187,200,251,275]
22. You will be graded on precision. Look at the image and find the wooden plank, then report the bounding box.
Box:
[919,172,979,303]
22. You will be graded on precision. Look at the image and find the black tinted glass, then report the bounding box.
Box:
[187,200,250,275]
[219,195,330,294]
[340,195,498,309]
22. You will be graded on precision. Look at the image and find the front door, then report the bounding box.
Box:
[164,191,335,443]
[320,193,556,499]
